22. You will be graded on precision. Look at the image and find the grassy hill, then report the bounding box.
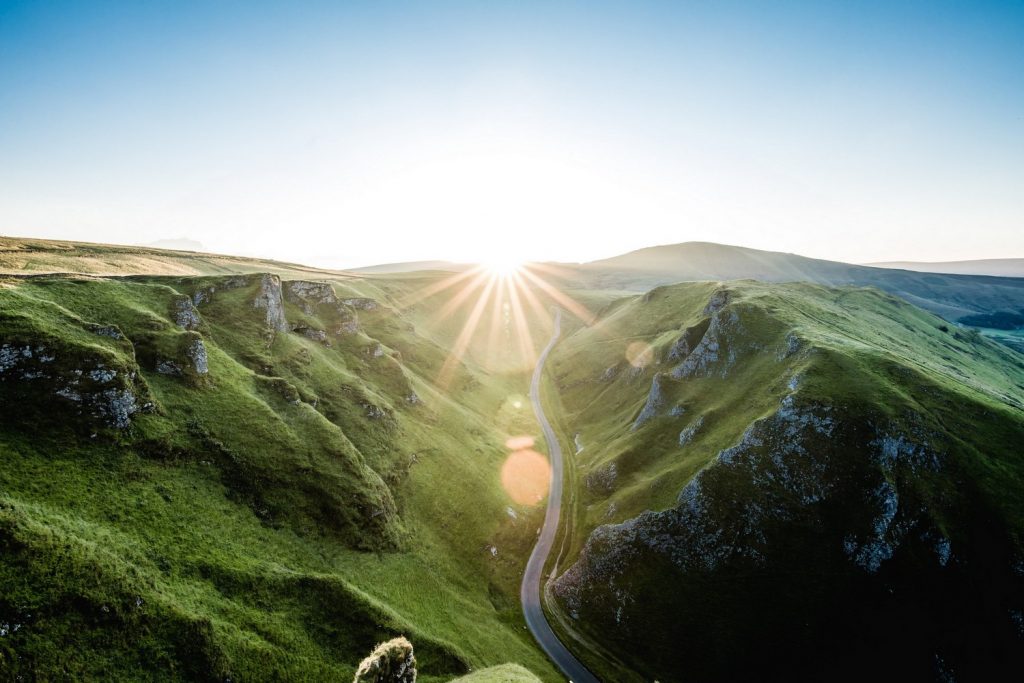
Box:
[545,280,1024,681]
[0,268,559,680]
[572,241,1024,324]
[0,235,360,279]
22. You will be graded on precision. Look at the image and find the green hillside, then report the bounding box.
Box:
[545,280,1024,681]
[0,270,557,681]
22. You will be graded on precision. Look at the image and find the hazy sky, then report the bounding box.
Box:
[1,1,1022,268]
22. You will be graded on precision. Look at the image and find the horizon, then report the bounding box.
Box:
[8,232,1024,272]
[2,1,1022,268]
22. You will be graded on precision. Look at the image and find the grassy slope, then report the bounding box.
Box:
[0,235,358,279]
[0,270,560,681]
[545,280,1024,680]
[450,663,542,682]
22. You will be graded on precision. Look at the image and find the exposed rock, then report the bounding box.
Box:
[363,403,389,420]
[669,404,687,418]
[87,323,124,340]
[192,285,216,306]
[586,462,618,494]
[600,364,619,382]
[678,415,704,446]
[667,318,712,363]
[703,288,730,315]
[353,637,417,683]
[1,343,141,428]
[155,360,183,376]
[285,280,338,315]
[670,309,744,379]
[367,343,386,358]
[172,296,201,330]
[293,325,328,344]
[343,297,379,311]
[626,364,646,381]
[778,332,802,360]
[252,274,288,333]
[186,338,209,375]
[553,399,948,629]
[574,433,584,454]
[843,480,900,572]
[632,373,667,430]
[222,275,249,289]
[405,393,421,405]
[333,319,360,336]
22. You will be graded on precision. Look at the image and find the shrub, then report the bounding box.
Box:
[353,637,417,683]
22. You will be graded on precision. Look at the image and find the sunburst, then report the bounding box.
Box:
[398,260,595,389]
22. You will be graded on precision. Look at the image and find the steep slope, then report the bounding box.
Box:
[0,272,555,681]
[545,281,1024,681]
[574,241,1024,323]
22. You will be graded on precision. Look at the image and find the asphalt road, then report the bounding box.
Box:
[520,308,601,683]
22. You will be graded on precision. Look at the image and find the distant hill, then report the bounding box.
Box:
[349,259,469,273]
[870,258,1024,278]
[573,241,1024,323]
[0,235,355,279]
[145,237,206,252]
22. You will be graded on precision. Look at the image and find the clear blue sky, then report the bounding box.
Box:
[1,1,1021,267]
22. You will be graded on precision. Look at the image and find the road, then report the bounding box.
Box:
[520,308,601,683]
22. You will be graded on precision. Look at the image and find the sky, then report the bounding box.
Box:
[1,0,1022,269]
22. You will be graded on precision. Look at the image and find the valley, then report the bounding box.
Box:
[2,239,1024,681]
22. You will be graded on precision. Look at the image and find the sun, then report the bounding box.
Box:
[479,255,524,278]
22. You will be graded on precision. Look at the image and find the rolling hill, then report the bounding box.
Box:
[571,242,1024,323]
[543,280,1024,681]
[4,236,1024,682]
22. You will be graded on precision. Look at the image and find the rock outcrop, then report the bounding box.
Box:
[253,274,288,333]
[172,296,201,330]
[353,637,417,683]
[1,342,143,429]
[632,373,667,430]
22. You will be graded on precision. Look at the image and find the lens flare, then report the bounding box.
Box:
[501,448,551,505]
[626,341,654,368]
[505,435,536,450]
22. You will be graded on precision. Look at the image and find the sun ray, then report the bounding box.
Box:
[512,270,553,326]
[506,273,538,367]
[518,265,596,324]
[396,265,486,310]
[484,275,508,362]
[436,274,500,388]
[434,268,492,321]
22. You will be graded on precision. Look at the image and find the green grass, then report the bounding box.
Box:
[543,280,1024,681]
[0,271,558,681]
[450,663,543,682]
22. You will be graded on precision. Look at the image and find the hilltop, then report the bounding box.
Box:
[572,241,1024,324]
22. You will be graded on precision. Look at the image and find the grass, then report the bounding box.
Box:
[450,663,543,682]
[0,269,560,681]
[543,280,1024,681]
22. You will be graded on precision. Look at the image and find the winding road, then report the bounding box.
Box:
[520,308,600,683]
